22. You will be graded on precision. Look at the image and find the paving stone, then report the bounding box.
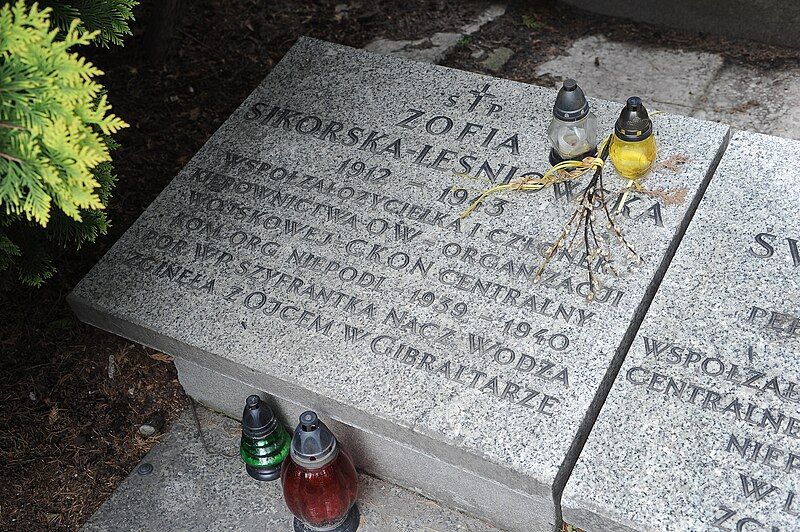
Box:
[694,63,800,141]
[563,130,800,531]
[482,47,514,73]
[69,37,729,530]
[82,404,499,532]
[471,49,487,60]
[536,35,723,115]
[364,4,506,64]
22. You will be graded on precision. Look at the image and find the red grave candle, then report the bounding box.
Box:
[281,411,359,532]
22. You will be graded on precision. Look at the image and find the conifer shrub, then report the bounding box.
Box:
[41,0,137,47]
[0,1,134,286]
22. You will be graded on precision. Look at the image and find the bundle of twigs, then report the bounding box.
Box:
[461,135,642,302]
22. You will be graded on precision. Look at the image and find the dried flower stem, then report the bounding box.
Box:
[534,138,642,301]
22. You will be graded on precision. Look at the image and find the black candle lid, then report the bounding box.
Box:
[290,411,338,469]
[241,395,279,439]
[614,96,653,141]
[553,79,590,122]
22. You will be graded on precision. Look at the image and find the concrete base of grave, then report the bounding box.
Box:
[173,357,557,532]
[81,403,502,532]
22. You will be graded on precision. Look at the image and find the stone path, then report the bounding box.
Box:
[363,4,506,64]
[82,403,499,531]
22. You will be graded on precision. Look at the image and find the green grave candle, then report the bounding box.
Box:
[239,395,291,481]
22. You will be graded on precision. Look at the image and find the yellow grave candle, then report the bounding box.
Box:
[610,97,656,180]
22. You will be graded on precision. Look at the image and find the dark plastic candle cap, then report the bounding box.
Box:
[291,411,338,469]
[241,395,278,438]
[614,96,653,141]
[553,78,590,122]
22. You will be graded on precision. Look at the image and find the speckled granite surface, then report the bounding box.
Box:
[563,130,800,531]
[69,38,729,530]
[82,404,499,532]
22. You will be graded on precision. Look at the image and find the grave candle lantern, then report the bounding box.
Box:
[281,411,360,532]
[610,96,657,179]
[547,78,598,165]
[239,395,291,481]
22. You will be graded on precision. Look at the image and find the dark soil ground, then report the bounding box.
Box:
[3,1,799,530]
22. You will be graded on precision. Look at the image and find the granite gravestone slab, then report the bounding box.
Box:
[562,131,800,531]
[69,38,729,530]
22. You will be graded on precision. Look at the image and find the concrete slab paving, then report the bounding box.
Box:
[364,4,506,64]
[694,62,800,141]
[536,35,800,141]
[82,403,500,532]
[481,46,514,72]
[536,35,723,115]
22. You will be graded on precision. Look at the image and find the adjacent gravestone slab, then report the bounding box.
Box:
[562,130,800,531]
[69,37,729,531]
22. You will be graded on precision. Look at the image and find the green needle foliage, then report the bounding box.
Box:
[40,0,137,47]
[0,1,132,286]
